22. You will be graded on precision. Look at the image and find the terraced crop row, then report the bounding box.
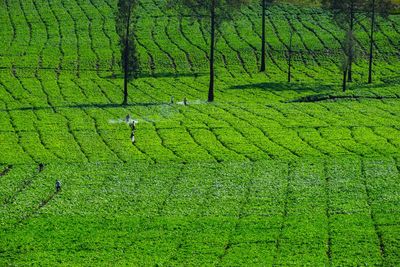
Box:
[1,0,399,166]
[1,1,399,77]
[1,159,400,265]
[1,82,399,164]
[1,0,400,265]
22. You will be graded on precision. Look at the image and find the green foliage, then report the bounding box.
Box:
[1,159,400,265]
[0,0,399,265]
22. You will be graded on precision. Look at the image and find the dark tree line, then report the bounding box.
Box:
[115,0,395,103]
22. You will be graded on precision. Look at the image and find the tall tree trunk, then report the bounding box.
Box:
[260,0,266,72]
[342,67,348,92]
[208,0,216,102]
[368,0,376,84]
[123,9,131,106]
[348,2,354,82]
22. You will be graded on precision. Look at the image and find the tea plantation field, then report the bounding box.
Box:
[1,0,400,265]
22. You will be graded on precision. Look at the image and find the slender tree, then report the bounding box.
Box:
[322,0,364,83]
[341,30,354,92]
[209,0,216,102]
[366,0,393,83]
[116,0,140,105]
[168,0,252,102]
[260,0,274,72]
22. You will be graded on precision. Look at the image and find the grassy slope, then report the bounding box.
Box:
[0,0,400,265]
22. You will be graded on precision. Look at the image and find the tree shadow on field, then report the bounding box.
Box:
[104,71,206,79]
[0,102,166,113]
[229,82,336,92]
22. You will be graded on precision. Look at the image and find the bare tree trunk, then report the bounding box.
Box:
[208,0,216,102]
[348,3,354,82]
[368,0,376,84]
[123,7,131,106]
[260,0,266,72]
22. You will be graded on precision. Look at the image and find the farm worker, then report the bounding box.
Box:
[129,120,136,131]
[131,131,135,144]
[183,97,188,106]
[170,95,174,104]
[55,180,61,192]
[38,163,44,172]
[130,120,136,144]
[125,114,131,123]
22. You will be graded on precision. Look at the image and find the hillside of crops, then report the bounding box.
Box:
[1,0,400,265]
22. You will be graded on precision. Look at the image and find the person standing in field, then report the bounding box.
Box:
[130,120,136,144]
[125,114,131,123]
[38,163,44,172]
[55,180,61,192]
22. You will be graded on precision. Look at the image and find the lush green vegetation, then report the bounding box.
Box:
[0,0,399,265]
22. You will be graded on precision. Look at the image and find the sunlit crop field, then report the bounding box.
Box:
[1,0,399,265]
